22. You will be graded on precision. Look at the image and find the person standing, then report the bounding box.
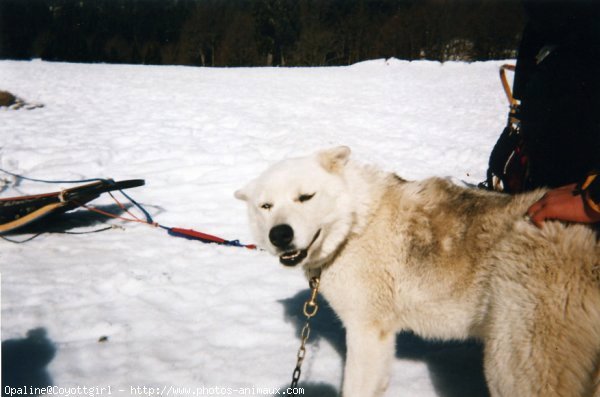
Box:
[486,0,600,227]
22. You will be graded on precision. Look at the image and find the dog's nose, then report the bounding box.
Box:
[269,224,294,248]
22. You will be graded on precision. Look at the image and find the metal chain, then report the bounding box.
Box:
[289,276,320,394]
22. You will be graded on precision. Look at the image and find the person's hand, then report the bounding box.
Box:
[526,184,600,228]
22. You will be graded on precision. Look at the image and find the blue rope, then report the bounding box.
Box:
[0,168,255,248]
[0,167,108,184]
[0,167,153,224]
[117,189,155,225]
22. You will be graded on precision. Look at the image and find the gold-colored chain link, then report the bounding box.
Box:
[289,276,320,394]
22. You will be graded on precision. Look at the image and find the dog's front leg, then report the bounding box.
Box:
[342,324,395,397]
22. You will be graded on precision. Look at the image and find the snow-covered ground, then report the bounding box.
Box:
[1,59,510,396]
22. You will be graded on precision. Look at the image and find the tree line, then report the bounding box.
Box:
[0,0,525,67]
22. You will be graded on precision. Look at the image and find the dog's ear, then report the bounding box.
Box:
[234,183,252,201]
[318,146,351,173]
[234,189,248,201]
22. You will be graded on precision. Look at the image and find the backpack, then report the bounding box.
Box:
[484,65,530,193]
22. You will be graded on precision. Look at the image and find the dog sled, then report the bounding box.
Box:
[0,172,255,248]
[0,179,145,234]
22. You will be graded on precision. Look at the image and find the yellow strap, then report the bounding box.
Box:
[500,64,517,107]
[581,173,596,190]
[585,196,600,214]
[581,174,600,214]
[0,202,67,233]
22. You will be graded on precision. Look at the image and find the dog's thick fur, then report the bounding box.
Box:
[236,146,600,397]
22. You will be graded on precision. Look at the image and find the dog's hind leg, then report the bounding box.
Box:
[342,324,395,397]
[484,286,600,397]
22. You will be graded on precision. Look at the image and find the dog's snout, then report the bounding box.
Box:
[269,224,294,248]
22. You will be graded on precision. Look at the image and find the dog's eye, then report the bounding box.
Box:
[260,203,273,210]
[297,193,316,203]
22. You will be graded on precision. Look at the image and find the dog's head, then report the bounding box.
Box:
[235,146,355,268]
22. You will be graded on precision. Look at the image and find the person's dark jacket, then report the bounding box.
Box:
[513,1,600,191]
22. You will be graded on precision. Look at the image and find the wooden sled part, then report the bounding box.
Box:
[0,179,145,234]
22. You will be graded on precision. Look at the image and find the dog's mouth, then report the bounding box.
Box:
[279,229,321,267]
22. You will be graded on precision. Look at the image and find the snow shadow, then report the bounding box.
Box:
[396,332,490,397]
[2,328,56,395]
[280,289,490,397]
[2,204,129,237]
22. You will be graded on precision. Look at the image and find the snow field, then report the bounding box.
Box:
[1,59,510,396]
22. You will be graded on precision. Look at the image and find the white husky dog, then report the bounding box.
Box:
[235,146,600,397]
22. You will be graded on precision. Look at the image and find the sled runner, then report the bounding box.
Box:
[0,179,145,234]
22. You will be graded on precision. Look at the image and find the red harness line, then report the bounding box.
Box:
[167,227,257,249]
[82,192,257,249]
